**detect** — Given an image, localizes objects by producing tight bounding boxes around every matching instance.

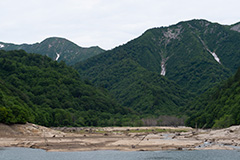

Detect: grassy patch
[126,128,189,133]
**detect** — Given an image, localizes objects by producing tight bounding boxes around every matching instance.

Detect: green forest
[0,50,142,127]
[74,19,240,129]
[1,19,240,129]
[0,37,104,65]
[185,67,240,129]
[76,55,192,117]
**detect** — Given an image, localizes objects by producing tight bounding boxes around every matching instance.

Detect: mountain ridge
[1,19,240,128]
[0,37,105,65]
[75,19,240,118]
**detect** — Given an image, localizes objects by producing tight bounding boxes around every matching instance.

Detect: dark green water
[1,147,240,160]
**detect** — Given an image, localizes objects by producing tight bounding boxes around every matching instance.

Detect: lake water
[1,147,240,160]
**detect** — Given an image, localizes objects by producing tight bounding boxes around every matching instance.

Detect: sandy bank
[1,123,240,151]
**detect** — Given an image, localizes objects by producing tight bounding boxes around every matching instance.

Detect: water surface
[1,147,240,160]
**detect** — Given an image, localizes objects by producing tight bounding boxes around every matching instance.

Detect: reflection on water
[1,147,240,160]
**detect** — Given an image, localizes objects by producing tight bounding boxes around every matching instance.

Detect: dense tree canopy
[185,67,240,128]
[75,20,240,117]
[0,50,141,126]
[2,19,240,128]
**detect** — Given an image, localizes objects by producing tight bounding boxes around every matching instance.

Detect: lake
[1,147,240,160]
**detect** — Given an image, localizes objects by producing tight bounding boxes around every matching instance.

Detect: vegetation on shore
[186,67,240,129]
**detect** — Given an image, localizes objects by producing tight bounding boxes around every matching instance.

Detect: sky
[0,0,239,50]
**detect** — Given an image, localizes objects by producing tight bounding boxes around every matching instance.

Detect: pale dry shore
[1,123,240,152]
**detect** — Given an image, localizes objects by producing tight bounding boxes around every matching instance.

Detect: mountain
[185,67,240,129]
[0,50,141,126]
[0,37,105,65]
[75,19,240,117]
[79,57,192,116]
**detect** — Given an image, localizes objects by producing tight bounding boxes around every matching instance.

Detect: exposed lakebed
[1,123,240,151]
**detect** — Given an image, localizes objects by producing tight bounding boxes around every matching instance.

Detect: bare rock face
[163,26,182,45]
[231,23,240,32]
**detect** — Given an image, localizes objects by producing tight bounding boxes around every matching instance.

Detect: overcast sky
[0,0,239,50]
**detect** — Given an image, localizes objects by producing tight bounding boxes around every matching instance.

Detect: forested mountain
[0,50,141,126]
[75,19,240,117]
[186,67,240,129]
[1,19,240,128]
[79,57,192,116]
[0,37,104,65]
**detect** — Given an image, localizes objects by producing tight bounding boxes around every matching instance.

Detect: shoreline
[1,123,240,152]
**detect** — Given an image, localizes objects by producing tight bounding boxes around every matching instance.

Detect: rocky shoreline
[1,123,240,152]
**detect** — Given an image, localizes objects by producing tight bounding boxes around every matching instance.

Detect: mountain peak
[40,37,78,48]
[76,19,239,101]
[41,37,73,44]
[0,37,105,65]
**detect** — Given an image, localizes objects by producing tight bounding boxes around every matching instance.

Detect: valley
[1,19,240,129]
